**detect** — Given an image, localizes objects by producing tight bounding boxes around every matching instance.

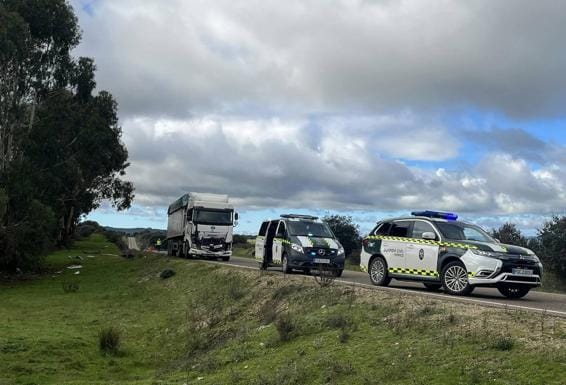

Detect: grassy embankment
[1,234,565,385]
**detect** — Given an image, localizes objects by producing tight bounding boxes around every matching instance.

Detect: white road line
[196,259,566,318]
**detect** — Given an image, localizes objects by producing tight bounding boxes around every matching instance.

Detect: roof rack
[411,210,458,221]
[280,214,319,220]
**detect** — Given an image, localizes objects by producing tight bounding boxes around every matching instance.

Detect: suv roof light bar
[280,214,319,220]
[411,210,458,221]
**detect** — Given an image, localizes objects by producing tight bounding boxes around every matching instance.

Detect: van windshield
[288,221,334,238]
[194,209,233,225]
[435,222,495,243]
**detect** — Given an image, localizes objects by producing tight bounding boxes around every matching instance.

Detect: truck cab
[255,214,345,276]
[167,192,238,260]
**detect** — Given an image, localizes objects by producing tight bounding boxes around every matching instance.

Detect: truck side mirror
[235,212,239,221]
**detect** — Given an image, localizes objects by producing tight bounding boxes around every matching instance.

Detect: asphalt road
[202,256,566,318]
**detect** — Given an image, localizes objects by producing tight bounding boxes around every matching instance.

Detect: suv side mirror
[422,232,436,240]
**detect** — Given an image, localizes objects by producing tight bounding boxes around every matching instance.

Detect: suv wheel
[498,285,530,299]
[369,256,391,286]
[441,261,473,295]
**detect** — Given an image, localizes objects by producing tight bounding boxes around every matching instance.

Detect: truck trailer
[166,192,238,260]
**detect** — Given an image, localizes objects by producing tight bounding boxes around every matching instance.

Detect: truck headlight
[291,243,304,254]
[337,247,345,256]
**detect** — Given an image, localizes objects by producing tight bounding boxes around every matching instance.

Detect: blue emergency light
[411,210,458,221]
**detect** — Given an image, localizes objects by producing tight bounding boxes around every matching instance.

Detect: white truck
[166,192,238,260]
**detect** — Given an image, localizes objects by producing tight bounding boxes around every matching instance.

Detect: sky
[72,0,566,235]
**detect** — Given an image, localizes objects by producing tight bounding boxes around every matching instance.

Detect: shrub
[98,327,121,355]
[258,300,278,325]
[275,313,296,342]
[326,313,352,330]
[491,336,515,351]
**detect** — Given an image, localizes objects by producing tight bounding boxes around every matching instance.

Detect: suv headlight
[471,249,500,258]
[337,246,345,256]
[291,243,304,254]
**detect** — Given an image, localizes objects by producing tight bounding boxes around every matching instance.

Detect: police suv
[360,211,543,298]
[255,214,345,276]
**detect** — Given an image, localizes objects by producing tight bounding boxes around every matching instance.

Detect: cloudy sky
[73,0,566,235]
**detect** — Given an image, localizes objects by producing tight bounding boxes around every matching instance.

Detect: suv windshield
[288,221,334,238]
[194,209,233,225]
[435,222,495,243]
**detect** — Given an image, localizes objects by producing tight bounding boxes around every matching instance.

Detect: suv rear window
[374,222,392,235]
[389,221,411,237]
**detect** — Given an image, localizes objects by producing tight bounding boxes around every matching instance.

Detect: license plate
[512,268,533,276]
[314,258,330,264]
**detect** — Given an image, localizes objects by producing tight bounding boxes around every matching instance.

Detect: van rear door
[255,221,269,262]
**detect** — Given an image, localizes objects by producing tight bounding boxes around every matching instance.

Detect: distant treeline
[0,1,133,272]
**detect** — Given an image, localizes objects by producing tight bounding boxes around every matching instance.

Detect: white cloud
[74,0,566,118]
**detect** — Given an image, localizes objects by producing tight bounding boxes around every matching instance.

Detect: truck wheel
[222,256,230,262]
[497,285,530,299]
[282,254,292,274]
[302,268,311,275]
[423,283,442,291]
[441,261,473,296]
[259,261,268,270]
[334,269,343,278]
[369,256,391,286]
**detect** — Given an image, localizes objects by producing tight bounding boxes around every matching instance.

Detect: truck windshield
[288,221,334,238]
[435,222,495,243]
[194,210,233,225]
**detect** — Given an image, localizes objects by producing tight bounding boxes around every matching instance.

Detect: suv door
[272,221,286,264]
[382,221,412,272]
[405,220,440,277]
[255,221,269,261]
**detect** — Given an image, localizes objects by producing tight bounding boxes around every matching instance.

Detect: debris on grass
[67,265,83,270]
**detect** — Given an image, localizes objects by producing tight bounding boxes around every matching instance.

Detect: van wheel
[282,254,292,274]
[423,283,442,291]
[369,256,391,286]
[334,269,343,278]
[303,268,311,275]
[498,285,530,299]
[259,261,268,270]
[221,256,230,262]
[441,261,473,296]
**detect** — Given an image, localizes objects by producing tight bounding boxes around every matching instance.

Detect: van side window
[374,222,392,235]
[276,222,286,237]
[412,221,436,240]
[389,222,411,237]
[258,221,269,236]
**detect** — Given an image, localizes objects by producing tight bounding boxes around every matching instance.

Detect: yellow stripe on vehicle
[388,267,439,277]
[274,238,292,245]
[366,235,478,250]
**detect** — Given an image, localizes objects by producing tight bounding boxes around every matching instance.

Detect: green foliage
[490,222,528,247]
[98,327,121,355]
[322,215,361,263]
[536,216,566,279]
[232,234,250,245]
[0,0,133,271]
[275,313,296,342]
[490,336,515,351]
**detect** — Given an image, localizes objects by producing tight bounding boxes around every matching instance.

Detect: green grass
[1,234,565,385]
